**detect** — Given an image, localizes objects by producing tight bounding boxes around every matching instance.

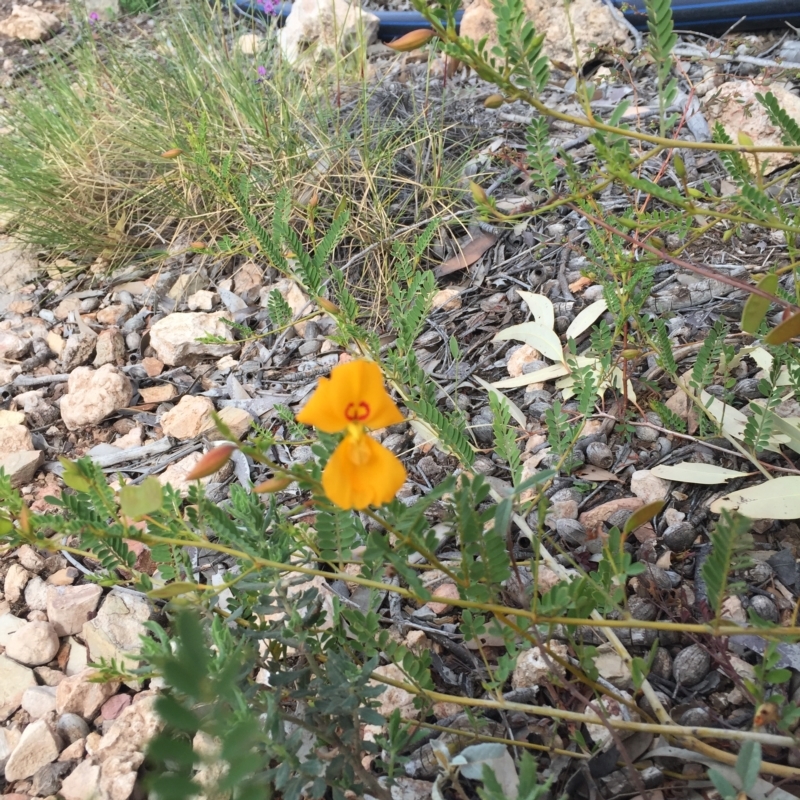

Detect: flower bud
[673,154,686,179]
[186,444,237,481]
[254,476,293,494]
[469,181,489,206]
[160,148,183,158]
[484,94,505,109]
[386,29,436,52]
[318,298,340,314]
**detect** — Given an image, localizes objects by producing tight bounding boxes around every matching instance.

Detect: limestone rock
[94,328,126,367]
[56,669,120,720]
[65,638,88,676]
[4,562,29,603]
[0,330,28,360]
[57,712,91,744]
[60,365,133,430]
[149,312,239,366]
[81,589,151,683]
[592,644,632,690]
[96,305,131,326]
[279,0,379,65]
[138,384,176,404]
[0,449,44,487]
[47,584,104,637]
[187,290,218,311]
[4,719,60,782]
[158,451,219,495]
[431,288,462,312]
[5,620,60,666]
[24,575,49,611]
[0,423,33,454]
[60,330,98,371]
[233,261,263,303]
[630,470,670,505]
[0,613,25,646]
[205,406,254,441]
[703,80,800,172]
[159,394,215,439]
[60,759,101,800]
[460,0,630,69]
[236,33,266,54]
[0,409,25,427]
[371,664,420,720]
[0,5,60,41]
[0,238,38,316]
[21,685,58,718]
[0,655,37,721]
[61,693,163,800]
[16,544,44,572]
[512,641,568,690]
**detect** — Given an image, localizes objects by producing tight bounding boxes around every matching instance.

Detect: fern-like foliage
[650,399,686,434]
[713,122,752,185]
[266,289,292,327]
[406,397,475,466]
[757,91,800,147]
[690,318,725,394]
[526,116,558,194]
[388,271,436,351]
[644,0,677,134]
[235,178,288,273]
[743,397,779,453]
[489,0,549,95]
[452,475,510,601]
[653,318,678,376]
[316,508,364,566]
[489,392,522,485]
[702,511,753,620]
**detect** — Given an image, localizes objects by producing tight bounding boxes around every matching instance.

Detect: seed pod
[185,444,236,480]
[749,594,779,623]
[672,644,711,686]
[640,563,673,592]
[678,706,713,726]
[607,509,633,530]
[628,596,657,621]
[469,181,489,206]
[586,441,614,470]
[734,378,762,399]
[318,297,340,314]
[650,647,673,680]
[662,522,696,552]
[639,690,671,718]
[484,93,505,109]
[744,561,773,584]
[253,475,293,494]
[161,148,183,158]
[556,518,586,546]
[385,28,437,51]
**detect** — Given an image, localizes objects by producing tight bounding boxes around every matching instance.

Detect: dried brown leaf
[434,231,497,277]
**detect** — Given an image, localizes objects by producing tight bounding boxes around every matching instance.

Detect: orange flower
[296,360,406,510]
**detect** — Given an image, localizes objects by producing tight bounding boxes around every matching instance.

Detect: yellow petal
[296,360,403,433]
[322,434,406,510]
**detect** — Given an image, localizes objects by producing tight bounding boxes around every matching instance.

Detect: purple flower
[259,0,277,14]
[257,65,267,77]
[88,11,99,23]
